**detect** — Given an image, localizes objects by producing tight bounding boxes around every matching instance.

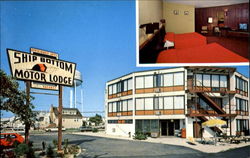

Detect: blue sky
[0,1,249,118]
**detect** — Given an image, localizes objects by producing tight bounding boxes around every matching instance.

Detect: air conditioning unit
[154,88,161,93]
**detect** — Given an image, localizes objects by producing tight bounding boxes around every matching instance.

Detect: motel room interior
[139,0,249,64]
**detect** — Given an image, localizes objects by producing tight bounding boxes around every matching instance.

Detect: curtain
[128,99,133,111]
[136,98,144,110]
[174,96,184,109]
[163,73,173,86]
[174,72,184,86]
[135,76,144,89]
[122,100,127,112]
[144,75,153,88]
[128,78,132,90]
[145,98,153,110]
[164,96,173,109]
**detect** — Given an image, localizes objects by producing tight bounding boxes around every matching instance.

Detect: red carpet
[157,43,249,63]
[206,36,249,59]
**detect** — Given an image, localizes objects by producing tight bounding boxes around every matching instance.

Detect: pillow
[164,32,175,42]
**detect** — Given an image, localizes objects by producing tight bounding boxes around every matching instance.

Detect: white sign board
[30,48,59,90]
[7,49,76,87]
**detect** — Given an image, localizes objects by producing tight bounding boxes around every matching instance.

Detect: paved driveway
[30,133,250,158]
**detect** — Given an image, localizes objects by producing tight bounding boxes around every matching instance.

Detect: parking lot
[30,133,250,158]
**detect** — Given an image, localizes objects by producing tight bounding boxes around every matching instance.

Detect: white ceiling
[164,0,249,8]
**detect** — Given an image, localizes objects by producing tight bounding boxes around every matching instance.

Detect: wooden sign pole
[25,81,30,144]
[58,85,63,151]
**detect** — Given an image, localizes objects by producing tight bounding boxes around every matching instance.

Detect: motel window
[195,74,202,86]
[125,120,133,124]
[236,98,240,111]
[136,76,144,89]
[174,96,184,109]
[174,72,184,86]
[113,84,117,94]
[112,102,117,112]
[199,98,212,110]
[154,97,159,110]
[154,74,163,87]
[220,75,227,88]
[117,82,122,93]
[108,85,112,95]
[135,120,159,133]
[108,103,112,112]
[236,77,239,89]
[123,80,128,91]
[145,98,153,110]
[164,96,174,109]
[117,102,121,112]
[163,73,173,86]
[236,119,249,135]
[235,76,248,93]
[136,98,144,110]
[128,78,132,90]
[122,100,128,112]
[145,75,154,88]
[108,99,132,113]
[128,99,133,111]
[203,75,211,87]
[212,75,219,87]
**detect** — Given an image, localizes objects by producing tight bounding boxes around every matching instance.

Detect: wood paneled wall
[195,3,249,33]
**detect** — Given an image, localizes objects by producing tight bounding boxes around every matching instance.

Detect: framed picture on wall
[184,11,189,15]
[173,10,179,15]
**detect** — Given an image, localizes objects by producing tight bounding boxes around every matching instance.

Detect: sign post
[7,48,76,152]
[58,85,63,151]
[25,81,30,144]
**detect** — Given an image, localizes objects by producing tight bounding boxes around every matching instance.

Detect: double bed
[164,32,207,49]
[157,42,248,63]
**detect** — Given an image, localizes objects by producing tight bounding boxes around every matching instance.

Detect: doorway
[193,121,202,138]
[160,120,178,136]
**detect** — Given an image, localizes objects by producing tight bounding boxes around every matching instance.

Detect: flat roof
[107,66,242,83]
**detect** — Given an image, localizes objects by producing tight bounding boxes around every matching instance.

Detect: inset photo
[137,0,249,66]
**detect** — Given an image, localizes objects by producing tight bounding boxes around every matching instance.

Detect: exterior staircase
[197,92,226,114]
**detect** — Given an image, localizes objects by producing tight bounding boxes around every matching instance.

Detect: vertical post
[74,80,77,108]
[229,94,232,136]
[25,81,30,144]
[58,85,63,151]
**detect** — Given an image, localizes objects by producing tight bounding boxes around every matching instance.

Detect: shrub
[52,139,58,148]
[133,131,147,140]
[67,144,80,155]
[63,139,69,154]
[46,145,55,158]
[14,143,35,158]
[92,128,98,133]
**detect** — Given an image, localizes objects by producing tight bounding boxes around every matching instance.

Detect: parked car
[79,126,92,132]
[0,133,24,148]
[45,127,66,132]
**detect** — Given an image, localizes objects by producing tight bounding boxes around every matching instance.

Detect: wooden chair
[214,26,221,36]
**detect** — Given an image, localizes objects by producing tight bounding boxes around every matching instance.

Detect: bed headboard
[139,20,166,63]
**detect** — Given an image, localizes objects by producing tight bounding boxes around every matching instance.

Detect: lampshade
[208,17,213,24]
